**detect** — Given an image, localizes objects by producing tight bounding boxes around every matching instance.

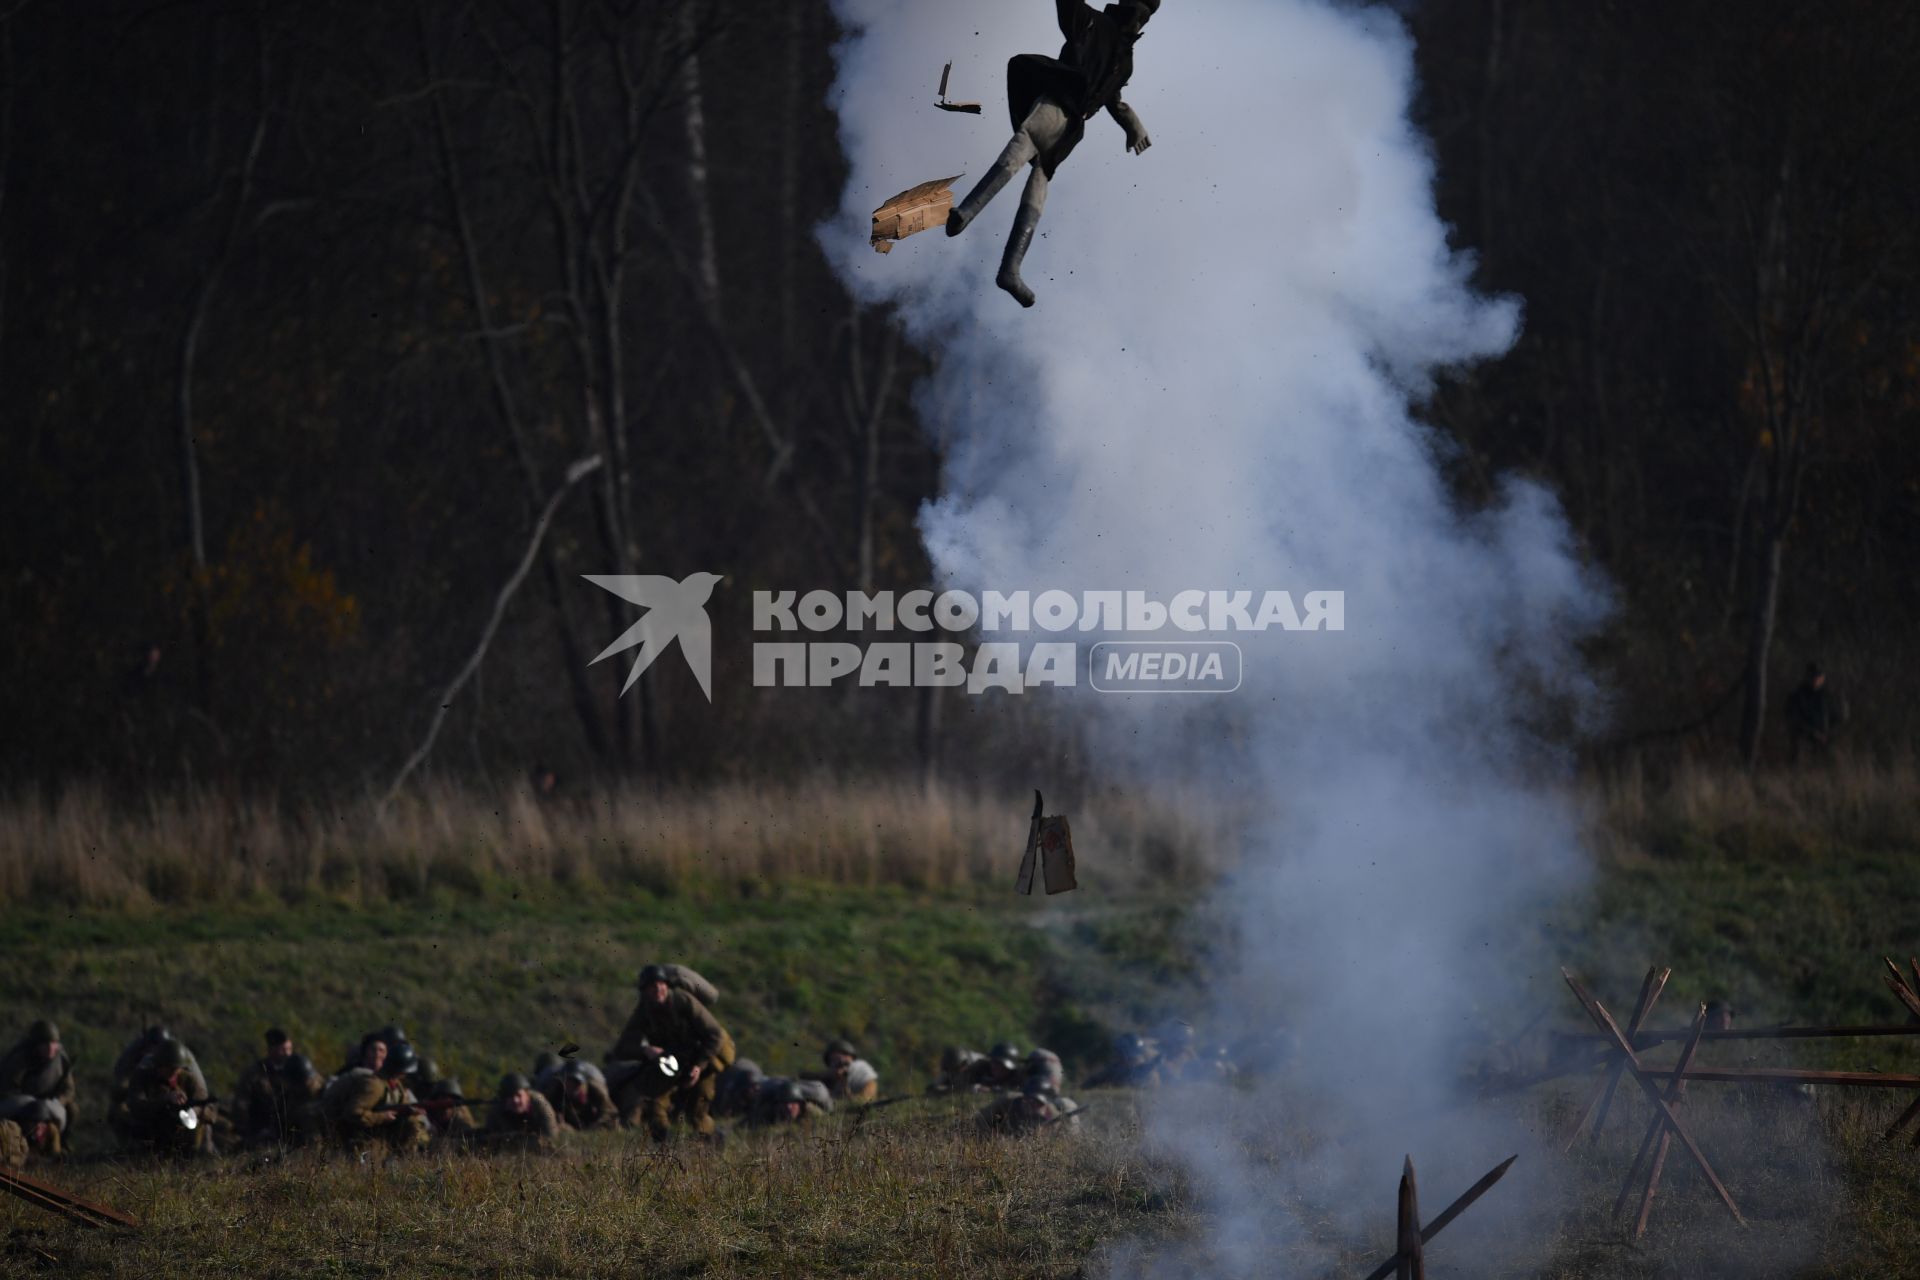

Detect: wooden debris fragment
[936,63,982,114]
[870,175,963,254]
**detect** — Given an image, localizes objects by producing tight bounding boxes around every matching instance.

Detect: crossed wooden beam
[1559,959,1920,1238]
[1561,968,1746,1235]
[1360,1152,1517,1280]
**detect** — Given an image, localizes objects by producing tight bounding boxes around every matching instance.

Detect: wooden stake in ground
[1562,965,1668,1150]
[0,1167,140,1230]
[1611,1003,1709,1237]
[1361,1155,1517,1280]
[1396,1156,1424,1280]
[1882,956,1920,1021]
[1562,968,1746,1226]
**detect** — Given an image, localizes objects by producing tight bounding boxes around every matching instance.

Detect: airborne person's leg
[949,99,1064,236]
[996,165,1050,308]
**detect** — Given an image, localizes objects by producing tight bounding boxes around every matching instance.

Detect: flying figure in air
[947,0,1159,307]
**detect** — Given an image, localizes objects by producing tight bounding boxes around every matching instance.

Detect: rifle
[1038,1103,1090,1127]
[373,1095,473,1116]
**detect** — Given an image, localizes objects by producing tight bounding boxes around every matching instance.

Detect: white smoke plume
[825,0,1610,1270]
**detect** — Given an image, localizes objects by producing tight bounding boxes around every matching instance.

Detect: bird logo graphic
[583,572,723,701]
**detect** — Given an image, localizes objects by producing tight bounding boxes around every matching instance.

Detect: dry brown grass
[1584,753,1920,867]
[0,778,1235,908]
[0,1098,1197,1279]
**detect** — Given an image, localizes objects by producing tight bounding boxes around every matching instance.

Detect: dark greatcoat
[1007,1,1143,178]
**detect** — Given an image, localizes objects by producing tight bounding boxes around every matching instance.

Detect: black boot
[996,203,1041,308]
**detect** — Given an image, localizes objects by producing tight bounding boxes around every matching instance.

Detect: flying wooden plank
[936,62,982,114]
[870,175,963,254]
[1016,790,1078,895]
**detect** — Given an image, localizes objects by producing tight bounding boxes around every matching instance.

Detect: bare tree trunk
[0,15,13,368]
[174,24,272,716]
[777,0,803,387]
[420,3,612,764]
[677,3,723,313]
[1736,530,1785,767]
[385,456,603,806]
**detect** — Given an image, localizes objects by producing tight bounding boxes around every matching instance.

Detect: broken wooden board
[1016,790,1079,895]
[937,63,982,114]
[871,175,963,254]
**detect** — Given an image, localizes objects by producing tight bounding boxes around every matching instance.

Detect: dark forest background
[1,0,1915,796]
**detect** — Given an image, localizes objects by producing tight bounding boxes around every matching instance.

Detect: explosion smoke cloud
[826,0,1609,1269]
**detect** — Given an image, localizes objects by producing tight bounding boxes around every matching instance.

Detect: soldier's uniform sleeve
[530,1093,560,1139]
[180,1050,211,1102]
[679,994,732,1072]
[53,1053,77,1116]
[328,1074,389,1135]
[847,1060,879,1103]
[609,1004,654,1062]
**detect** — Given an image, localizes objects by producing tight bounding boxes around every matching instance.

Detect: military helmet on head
[988,1041,1021,1063]
[1155,1020,1195,1051]
[534,1050,563,1075]
[27,1020,58,1044]
[499,1072,532,1095]
[375,1024,409,1046]
[147,1039,189,1073]
[282,1053,316,1084]
[413,1057,442,1087]
[825,1037,857,1059]
[382,1040,419,1078]
[637,963,670,989]
[431,1079,467,1102]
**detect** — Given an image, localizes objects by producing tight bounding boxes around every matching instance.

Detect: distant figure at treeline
[1785,663,1839,764]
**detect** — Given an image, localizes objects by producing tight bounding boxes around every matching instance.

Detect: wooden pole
[1361,1156,1517,1280]
[1614,1004,1709,1222]
[1634,1004,1710,1238]
[0,1167,140,1230]
[1562,965,1667,1150]
[1396,1156,1425,1280]
[1882,1095,1920,1141]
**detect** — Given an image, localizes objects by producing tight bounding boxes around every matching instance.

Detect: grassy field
[3,764,1920,1277]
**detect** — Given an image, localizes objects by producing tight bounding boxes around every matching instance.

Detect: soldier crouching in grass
[543,1061,618,1131]
[607,963,737,1143]
[713,1058,767,1118]
[118,1038,218,1156]
[480,1073,560,1154]
[746,1079,832,1129]
[321,1039,430,1155]
[236,1027,324,1148]
[803,1038,879,1104]
[976,1078,1081,1136]
[0,1020,75,1156]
